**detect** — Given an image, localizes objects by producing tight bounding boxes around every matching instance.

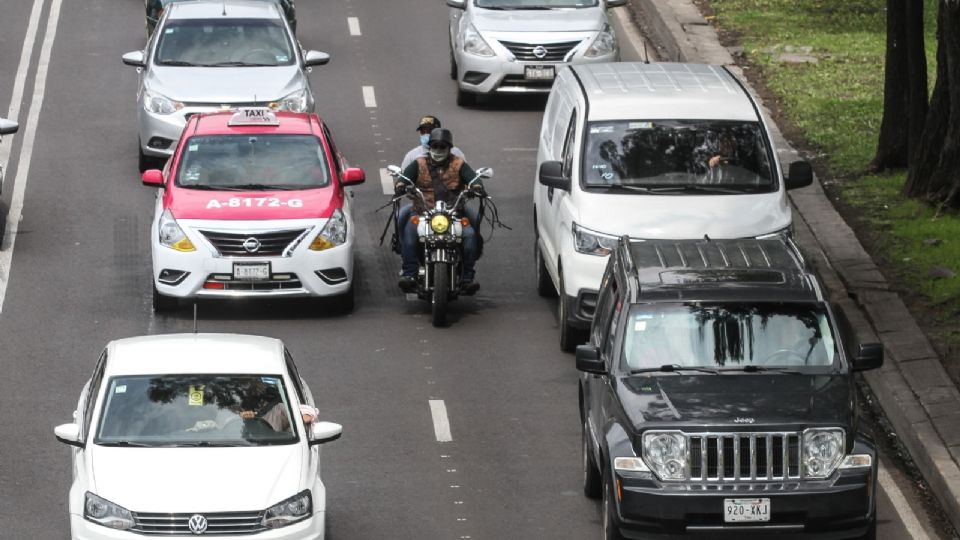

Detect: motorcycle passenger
[396,128,483,295]
[401,115,465,170]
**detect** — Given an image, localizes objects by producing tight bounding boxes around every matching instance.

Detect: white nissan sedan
[54,334,341,539]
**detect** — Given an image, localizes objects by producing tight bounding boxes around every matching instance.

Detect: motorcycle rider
[396,128,483,295]
[401,115,464,169]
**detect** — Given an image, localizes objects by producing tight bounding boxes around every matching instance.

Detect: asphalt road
[0,0,948,538]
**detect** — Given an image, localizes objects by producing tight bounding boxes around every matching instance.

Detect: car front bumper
[560,249,610,328]
[70,511,325,539]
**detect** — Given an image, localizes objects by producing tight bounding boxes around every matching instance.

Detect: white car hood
[146,65,305,104]
[90,445,304,512]
[573,191,791,238]
[471,7,606,33]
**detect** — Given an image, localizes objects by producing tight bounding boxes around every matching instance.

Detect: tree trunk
[904,1,960,209]
[872,0,927,171]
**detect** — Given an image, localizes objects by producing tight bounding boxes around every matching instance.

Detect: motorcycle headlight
[463,24,495,57]
[802,428,844,479]
[584,24,617,58]
[262,490,312,529]
[642,431,687,481]
[143,88,182,115]
[572,223,618,256]
[309,208,347,251]
[84,492,134,530]
[275,88,310,112]
[430,214,450,234]
[158,209,196,252]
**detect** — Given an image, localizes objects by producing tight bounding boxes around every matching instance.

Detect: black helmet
[428,128,453,148]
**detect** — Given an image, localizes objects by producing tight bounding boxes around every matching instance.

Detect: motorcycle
[0,117,20,194]
[386,164,493,327]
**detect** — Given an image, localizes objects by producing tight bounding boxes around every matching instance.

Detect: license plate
[724,498,770,523]
[233,263,270,281]
[524,65,555,80]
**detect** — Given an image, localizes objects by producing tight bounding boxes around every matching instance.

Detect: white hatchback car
[54,334,341,539]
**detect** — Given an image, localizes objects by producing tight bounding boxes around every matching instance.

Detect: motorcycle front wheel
[431,262,449,327]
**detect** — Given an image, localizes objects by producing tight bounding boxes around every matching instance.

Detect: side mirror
[785,160,813,190]
[446,0,466,9]
[303,50,330,67]
[342,167,366,186]
[142,169,164,187]
[121,50,146,67]
[54,423,84,448]
[387,164,402,175]
[477,167,494,179]
[309,421,342,445]
[539,161,570,191]
[575,345,606,374]
[851,343,883,372]
[606,0,628,6]
[0,118,18,136]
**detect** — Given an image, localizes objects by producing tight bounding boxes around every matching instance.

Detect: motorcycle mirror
[477,167,494,179]
[387,165,402,175]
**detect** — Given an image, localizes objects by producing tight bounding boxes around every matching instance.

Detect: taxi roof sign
[228,107,280,127]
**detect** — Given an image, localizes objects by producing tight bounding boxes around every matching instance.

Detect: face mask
[420,134,430,147]
[429,147,450,162]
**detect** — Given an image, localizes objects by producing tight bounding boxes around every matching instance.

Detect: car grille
[688,432,801,481]
[498,40,582,62]
[198,229,308,257]
[131,511,264,535]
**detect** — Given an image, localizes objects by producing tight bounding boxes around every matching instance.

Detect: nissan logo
[187,514,208,535]
[242,237,262,253]
[533,45,548,59]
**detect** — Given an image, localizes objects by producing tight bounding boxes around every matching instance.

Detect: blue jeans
[398,204,479,281]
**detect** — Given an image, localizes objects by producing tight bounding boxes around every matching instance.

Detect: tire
[331,284,355,314]
[449,49,458,80]
[558,269,586,352]
[856,519,877,540]
[431,262,449,327]
[138,141,162,173]
[582,422,602,499]
[602,468,626,540]
[456,86,475,107]
[535,235,557,298]
[152,286,178,313]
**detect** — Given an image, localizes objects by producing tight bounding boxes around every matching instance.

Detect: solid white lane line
[429,399,453,442]
[878,462,932,540]
[362,86,377,108]
[0,0,44,192]
[0,0,64,312]
[348,17,361,36]
[379,167,394,195]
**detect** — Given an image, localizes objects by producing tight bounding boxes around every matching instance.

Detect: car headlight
[262,490,312,529]
[275,88,310,112]
[642,431,687,480]
[309,208,347,251]
[143,88,182,115]
[572,223,618,256]
[584,24,618,58]
[802,428,845,478]
[158,209,196,252]
[463,24,495,57]
[430,214,450,234]
[84,492,134,530]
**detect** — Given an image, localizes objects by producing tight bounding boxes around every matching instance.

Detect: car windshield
[96,374,298,447]
[176,134,330,190]
[621,303,837,371]
[583,120,776,193]
[475,0,597,8]
[155,18,293,67]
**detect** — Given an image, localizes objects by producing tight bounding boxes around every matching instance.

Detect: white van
[533,62,813,351]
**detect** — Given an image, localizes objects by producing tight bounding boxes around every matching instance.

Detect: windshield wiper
[205,61,278,67]
[647,185,755,194]
[175,441,247,447]
[159,60,199,67]
[719,365,804,375]
[628,364,720,375]
[218,183,300,191]
[98,440,152,447]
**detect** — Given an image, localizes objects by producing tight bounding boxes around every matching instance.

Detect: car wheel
[602,468,626,540]
[582,422,602,499]
[855,519,877,540]
[332,284,355,314]
[535,233,557,298]
[449,49,457,80]
[138,140,162,173]
[152,285,179,313]
[456,86,476,107]
[558,268,585,352]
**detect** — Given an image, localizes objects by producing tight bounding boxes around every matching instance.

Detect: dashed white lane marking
[429,399,453,442]
[0,0,64,312]
[362,86,377,108]
[0,0,44,193]
[878,462,932,540]
[379,167,394,195]
[347,17,361,36]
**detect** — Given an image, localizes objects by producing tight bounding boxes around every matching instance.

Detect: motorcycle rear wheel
[431,262,449,327]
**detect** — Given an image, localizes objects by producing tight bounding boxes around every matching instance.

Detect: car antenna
[703,234,711,241]
[193,302,199,334]
[222,0,227,16]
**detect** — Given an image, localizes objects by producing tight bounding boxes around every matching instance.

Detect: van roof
[569,63,760,122]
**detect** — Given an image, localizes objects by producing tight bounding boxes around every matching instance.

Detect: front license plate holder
[723,498,770,523]
[233,262,270,281]
[524,65,555,81]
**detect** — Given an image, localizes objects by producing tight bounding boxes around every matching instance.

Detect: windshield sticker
[188,144,199,152]
[276,55,289,62]
[629,122,654,129]
[188,385,204,406]
[261,377,279,385]
[164,28,175,34]
[634,321,647,331]
[589,126,614,134]
[205,197,304,209]
[592,164,608,170]
[115,385,127,394]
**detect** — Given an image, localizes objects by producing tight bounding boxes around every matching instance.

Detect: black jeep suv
[578,237,883,539]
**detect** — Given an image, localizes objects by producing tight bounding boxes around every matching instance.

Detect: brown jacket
[412,156,465,212]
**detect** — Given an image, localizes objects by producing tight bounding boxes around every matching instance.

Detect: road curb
[627,0,960,530]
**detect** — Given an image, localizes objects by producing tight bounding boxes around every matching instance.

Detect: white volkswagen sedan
[54,334,341,539]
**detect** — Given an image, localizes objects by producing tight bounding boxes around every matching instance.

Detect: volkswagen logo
[187,514,208,535]
[532,45,548,59]
[242,237,262,253]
